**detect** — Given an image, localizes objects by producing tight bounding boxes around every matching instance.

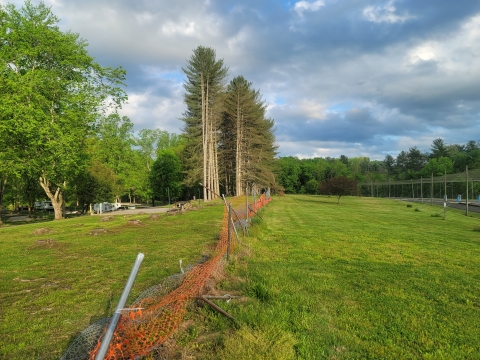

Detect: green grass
[0,204,224,359]
[188,195,480,359]
[3,195,480,359]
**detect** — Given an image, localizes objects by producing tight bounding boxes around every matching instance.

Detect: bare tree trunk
[213,123,220,198]
[39,176,64,220]
[62,187,66,217]
[201,74,207,201]
[235,94,243,196]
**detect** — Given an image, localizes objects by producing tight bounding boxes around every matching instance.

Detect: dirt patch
[100,216,114,222]
[32,227,53,235]
[147,336,180,359]
[149,214,161,220]
[90,228,108,235]
[28,239,57,249]
[127,220,142,226]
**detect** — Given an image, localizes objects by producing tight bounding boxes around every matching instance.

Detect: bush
[406,204,413,208]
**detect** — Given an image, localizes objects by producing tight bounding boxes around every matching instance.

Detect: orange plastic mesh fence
[87,193,271,359]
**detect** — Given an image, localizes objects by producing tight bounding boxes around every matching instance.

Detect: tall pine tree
[221,76,277,195]
[182,46,228,201]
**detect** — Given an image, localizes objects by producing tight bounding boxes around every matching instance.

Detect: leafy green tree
[74,161,117,213]
[277,157,302,193]
[0,1,126,220]
[150,150,183,205]
[305,179,319,195]
[325,159,349,179]
[91,114,136,201]
[421,157,453,177]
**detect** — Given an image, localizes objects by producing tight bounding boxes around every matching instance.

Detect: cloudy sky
[4,0,480,160]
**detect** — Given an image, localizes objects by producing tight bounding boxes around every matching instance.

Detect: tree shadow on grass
[291,196,341,205]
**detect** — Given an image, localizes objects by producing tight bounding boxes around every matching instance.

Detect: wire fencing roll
[61,192,271,360]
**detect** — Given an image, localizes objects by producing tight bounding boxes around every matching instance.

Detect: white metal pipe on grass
[95,253,144,360]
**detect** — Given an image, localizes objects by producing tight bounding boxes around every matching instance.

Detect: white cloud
[161,20,198,37]
[293,0,325,17]
[408,44,437,63]
[363,0,414,24]
[297,99,326,120]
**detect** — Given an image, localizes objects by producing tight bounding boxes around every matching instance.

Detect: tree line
[277,138,480,194]
[0,2,277,222]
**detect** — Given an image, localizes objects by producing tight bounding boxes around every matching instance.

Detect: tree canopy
[0,0,126,219]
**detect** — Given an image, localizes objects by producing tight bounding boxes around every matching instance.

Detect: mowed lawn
[211,195,480,359]
[2,196,480,359]
[0,204,224,360]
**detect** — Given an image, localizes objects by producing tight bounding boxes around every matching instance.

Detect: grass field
[2,195,480,359]
[0,204,224,359]
[187,195,480,359]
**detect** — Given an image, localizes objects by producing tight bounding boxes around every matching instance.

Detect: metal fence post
[421,177,423,203]
[431,173,433,206]
[95,253,145,360]
[466,166,469,216]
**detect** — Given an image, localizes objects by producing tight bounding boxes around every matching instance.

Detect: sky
[4,0,480,160]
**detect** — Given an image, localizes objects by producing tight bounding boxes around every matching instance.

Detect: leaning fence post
[95,253,145,360]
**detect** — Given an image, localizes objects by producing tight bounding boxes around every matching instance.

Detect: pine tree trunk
[202,74,207,201]
[213,122,219,198]
[235,94,241,196]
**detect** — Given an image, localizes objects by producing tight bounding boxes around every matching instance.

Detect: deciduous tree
[150,150,182,205]
[319,176,358,204]
[0,1,126,220]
